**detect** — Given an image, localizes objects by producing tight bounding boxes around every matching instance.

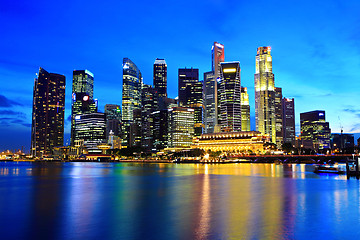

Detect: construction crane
[338,116,343,150]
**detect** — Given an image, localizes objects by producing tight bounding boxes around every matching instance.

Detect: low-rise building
[192,131,268,154]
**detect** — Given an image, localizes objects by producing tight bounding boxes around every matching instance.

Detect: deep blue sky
[1,0,360,152]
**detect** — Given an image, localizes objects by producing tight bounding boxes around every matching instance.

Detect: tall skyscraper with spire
[254,46,276,143]
[31,67,65,157]
[122,58,142,147]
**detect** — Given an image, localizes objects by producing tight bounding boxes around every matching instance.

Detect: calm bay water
[0,161,359,240]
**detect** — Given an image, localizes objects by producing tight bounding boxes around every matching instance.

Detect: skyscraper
[204,71,216,133]
[152,110,168,150]
[178,68,204,136]
[219,62,241,132]
[153,58,167,99]
[212,42,225,80]
[71,70,96,146]
[254,46,276,143]
[241,87,251,131]
[31,67,65,157]
[185,81,204,136]
[211,42,224,131]
[282,98,295,145]
[300,110,331,150]
[275,87,283,147]
[104,104,121,139]
[141,84,158,151]
[122,58,142,147]
[178,68,199,106]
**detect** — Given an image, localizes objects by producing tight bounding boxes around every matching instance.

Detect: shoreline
[0,158,346,164]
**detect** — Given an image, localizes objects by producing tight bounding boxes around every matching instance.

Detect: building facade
[130,108,142,147]
[204,71,216,134]
[178,68,203,136]
[300,110,331,150]
[192,131,267,154]
[240,87,251,131]
[167,107,195,148]
[154,58,167,101]
[104,104,121,139]
[178,68,199,106]
[212,42,225,80]
[255,46,276,143]
[219,62,241,132]
[74,112,106,151]
[211,42,225,132]
[152,110,168,150]
[282,98,295,144]
[141,84,158,151]
[122,58,142,147]
[31,68,66,157]
[331,133,354,150]
[275,87,283,147]
[186,82,204,136]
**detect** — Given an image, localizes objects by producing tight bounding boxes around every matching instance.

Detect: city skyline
[1,0,360,151]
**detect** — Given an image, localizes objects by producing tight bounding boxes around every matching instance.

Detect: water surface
[0,162,359,239]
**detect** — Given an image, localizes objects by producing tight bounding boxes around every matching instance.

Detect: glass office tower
[282,98,295,144]
[167,107,195,148]
[153,58,167,98]
[211,42,224,131]
[178,68,199,106]
[178,68,203,136]
[204,71,216,133]
[122,58,142,147]
[71,70,96,146]
[74,112,106,150]
[300,110,331,150]
[141,85,158,151]
[219,62,241,132]
[31,67,65,157]
[275,87,283,147]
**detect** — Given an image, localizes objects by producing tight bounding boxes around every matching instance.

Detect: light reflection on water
[0,162,359,239]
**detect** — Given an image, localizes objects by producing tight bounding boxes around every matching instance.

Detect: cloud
[0,94,22,107]
[343,108,360,118]
[0,110,26,118]
[0,117,31,128]
[350,123,360,132]
[317,93,333,97]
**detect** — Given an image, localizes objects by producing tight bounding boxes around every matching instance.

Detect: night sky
[1,0,360,152]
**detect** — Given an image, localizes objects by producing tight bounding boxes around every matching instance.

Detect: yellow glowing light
[223,68,236,73]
